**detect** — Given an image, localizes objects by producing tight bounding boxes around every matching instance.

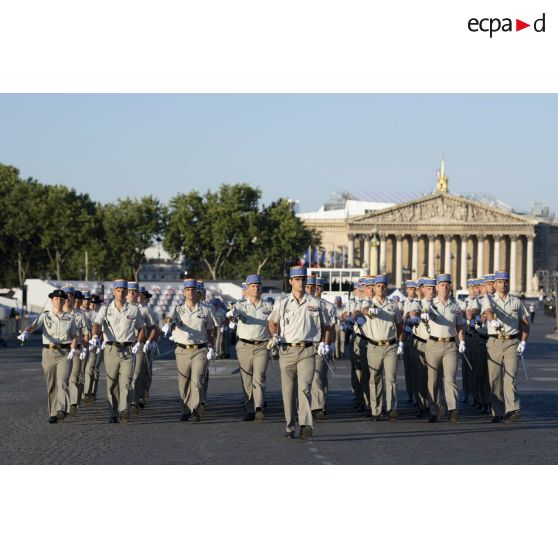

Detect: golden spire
[436,158,449,193]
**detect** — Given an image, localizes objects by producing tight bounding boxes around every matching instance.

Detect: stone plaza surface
[1,311,557,465]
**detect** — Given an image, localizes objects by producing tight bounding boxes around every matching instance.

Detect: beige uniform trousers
[334,324,345,359]
[279,345,315,432]
[104,344,134,417]
[412,337,429,411]
[67,352,86,405]
[236,340,269,413]
[41,348,71,417]
[176,346,208,413]
[486,338,520,416]
[403,336,415,398]
[425,340,458,416]
[352,334,370,410]
[364,342,398,416]
[129,349,149,405]
[84,349,102,398]
[311,352,328,412]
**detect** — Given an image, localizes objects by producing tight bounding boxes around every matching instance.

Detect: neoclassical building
[298,163,558,295]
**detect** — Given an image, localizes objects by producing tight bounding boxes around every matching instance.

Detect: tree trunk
[257,255,270,275]
[203,258,217,280]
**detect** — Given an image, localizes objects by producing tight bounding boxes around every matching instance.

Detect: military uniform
[402,281,417,403]
[93,284,145,421]
[413,274,465,421]
[268,267,329,437]
[332,298,346,359]
[360,275,403,419]
[83,295,103,402]
[231,274,272,419]
[168,280,215,421]
[480,271,529,421]
[32,293,77,420]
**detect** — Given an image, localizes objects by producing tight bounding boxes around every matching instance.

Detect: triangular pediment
[350,193,536,225]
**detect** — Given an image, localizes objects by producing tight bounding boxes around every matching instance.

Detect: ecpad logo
[468,13,546,37]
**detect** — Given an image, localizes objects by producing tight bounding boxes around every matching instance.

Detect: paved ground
[1,309,557,464]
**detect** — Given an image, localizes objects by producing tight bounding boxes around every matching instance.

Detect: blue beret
[494,271,510,280]
[290,266,307,278]
[421,277,436,287]
[127,281,139,291]
[473,278,484,286]
[374,275,388,285]
[406,280,417,288]
[82,290,91,299]
[306,275,316,285]
[62,285,75,295]
[241,282,247,289]
[183,279,197,288]
[467,279,475,287]
[197,281,205,290]
[246,274,261,285]
[436,273,452,284]
[112,280,128,289]
[139,286,147,294]
[315,277,324,286]
[353,282,360,288]
[484,274,495,283]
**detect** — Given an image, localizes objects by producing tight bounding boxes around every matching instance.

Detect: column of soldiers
[18,268,528,431]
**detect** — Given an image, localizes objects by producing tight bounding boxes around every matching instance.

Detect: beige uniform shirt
[319,298,337,325]
[234,297,273,341]
[269,293,328,343]
[409,298,431,339]
[170,302,215,345]
[416,297,465,338]
[94,301,145,343]
[360,297,402,340]
[36,310,78,345]
[147,306,160,329]
[346,297,364,334]
[481,293,529,335]
[71,308,89,343]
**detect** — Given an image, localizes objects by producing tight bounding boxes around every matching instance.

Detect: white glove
[317,341,326,356]
[266,335,283,350]
[226,309,237,319]
[420,313,430,322]
[458,341,466,353]
[517,341,526,354]
[89,335,99,348]
[143,340,151,353]
[397,341,404,355]
[368,307,378,317]
[79,348,88,360]
[161,323,171,337]
[169,333,176,342]
[228,321,236,330]
[355,316,366,326]
[96,347,101,355]
[67,349,77,360]
[132,342,142,354]
[490,319,501,330]
[17,331,29,342]
[207,347,215,360]
[101,340,106,350]
[323,343,331,356]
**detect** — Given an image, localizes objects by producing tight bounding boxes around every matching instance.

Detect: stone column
[411,235,419,278]
[510,235,518,294]
[427,235,435,277]
[348,234,355,267]
[460,235,468,289]
[363,235,370,271]
[395,235,403,287]
[526,234,535,295]
[493,235,501,272]
[444,235,451,274]
[370,236,379,275]
[477,235,485,278]
[379,235,387,274]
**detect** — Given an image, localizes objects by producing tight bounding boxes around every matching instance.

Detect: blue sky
[0,94,556,213]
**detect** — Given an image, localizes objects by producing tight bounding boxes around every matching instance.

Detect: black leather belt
[413,334,428,344]
[363,336,396,347]
[238,338,267,345]
[281,341,313,348]
[429,336,456,342]
[106,341,133,347]
[43,343,70,349]
[176,343,207,349]
[488,333,519,340]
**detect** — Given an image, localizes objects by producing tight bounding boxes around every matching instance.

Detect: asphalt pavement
[1,310,557,464]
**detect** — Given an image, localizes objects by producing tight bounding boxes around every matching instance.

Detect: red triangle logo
[516,19,530,31]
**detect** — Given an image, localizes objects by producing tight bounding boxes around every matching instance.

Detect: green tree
[102,196,164,281]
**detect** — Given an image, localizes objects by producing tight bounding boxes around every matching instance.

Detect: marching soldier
[83,293,103,403]
[460,278,479,403]
[90,280,146,423]
[481,270,529,423]
[138,286,160,404]
[402,280,418,404]
[357,275,404,421]
[227,274,272,421]
[413,273,466,423]
[197,281,218,413]
[162,279,216,423]
[311,276,335,420]
[332,296,346,359]
[17,288,78,423]
[62,286,90,416]
[268,266,330,440]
